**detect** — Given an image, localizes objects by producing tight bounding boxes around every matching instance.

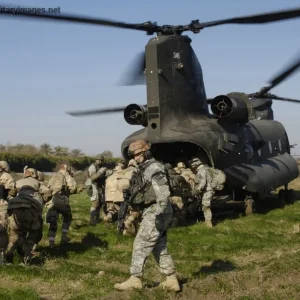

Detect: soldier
[85,157,107,225]
[6,168,46,264]
[122,159,141,236]
[35,170,52,251]
[176,161,199,220]
[189,157,214,228]
[164,163,191,226]
[103,165,124,223]
[46,164,77,247]
[114,140,180,292]
[0,161,17,264]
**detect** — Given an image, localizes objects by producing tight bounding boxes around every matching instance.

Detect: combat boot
[205,220,213,228]
[114,276,142,291]
[159,274,180,292]
[60,232,71,243]
[89,215,97,226]
[103,212,113,223]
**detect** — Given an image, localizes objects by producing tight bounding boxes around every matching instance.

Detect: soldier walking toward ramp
[189,157,226,227]
[6,168,49,264]
[189,157,214,227]
[114,140,180,291]
[46,164,77,247]
[0,161,17,264]
[85,157,107,225]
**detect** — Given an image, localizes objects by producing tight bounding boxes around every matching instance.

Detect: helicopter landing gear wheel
[278,189,296,205]
[245,198,256,215]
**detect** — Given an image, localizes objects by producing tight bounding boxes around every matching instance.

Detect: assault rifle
[117,189,130,233]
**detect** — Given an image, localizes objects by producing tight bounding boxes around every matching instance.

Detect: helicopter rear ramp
[224,153,299,196]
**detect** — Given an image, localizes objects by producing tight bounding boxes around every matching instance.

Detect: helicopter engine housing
[211,94,252,125]
[124,104,148,127]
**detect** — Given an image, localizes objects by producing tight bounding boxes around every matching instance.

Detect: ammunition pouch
[0,185,5,200]
[52,194,69,206]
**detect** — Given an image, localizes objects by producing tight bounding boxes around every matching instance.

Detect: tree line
[0,143,119,172]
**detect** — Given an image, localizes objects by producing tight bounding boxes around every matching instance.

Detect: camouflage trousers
[202,190,214,222]
[103,201,121,222]
[90,192,104,219]
[46,204,72,240]
[169,196,186,225]
[0,200,8,252]
[130,203,176,277]
[6,207,40,259]
[124,210,141,236]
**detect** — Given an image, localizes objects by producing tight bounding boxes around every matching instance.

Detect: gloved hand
[155,213,165,232]
[191,189,200,197]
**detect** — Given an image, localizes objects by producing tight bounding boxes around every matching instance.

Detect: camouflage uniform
[35,170,52,250]
[85,158,107,225]
[122,159,141,236]
[114,140,179,292]
[164,163,191,226]
[176,162,199,219]
[190,158,214,227]
[0,161,17,264]
[103,165,124,222]
[46,165,77,246]
[6,168,45,264]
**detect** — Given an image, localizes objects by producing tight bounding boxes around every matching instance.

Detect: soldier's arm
[3,173,17,197]
[39,182,52,203]
[145,162,170,215]
[90,167,107,181]
[196,167,207,191]
[65,174,77,194]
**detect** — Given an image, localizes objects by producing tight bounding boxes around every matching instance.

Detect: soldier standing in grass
[46,164,77,247]
[114,140,180,291]
[85,157,107,225]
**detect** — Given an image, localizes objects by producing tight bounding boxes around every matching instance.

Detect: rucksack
[206,167,226,190]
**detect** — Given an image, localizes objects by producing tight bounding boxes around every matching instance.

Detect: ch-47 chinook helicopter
[3,6,300,214]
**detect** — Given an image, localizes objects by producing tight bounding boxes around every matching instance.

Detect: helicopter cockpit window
[244,144,254,159]
[268,141,273,154]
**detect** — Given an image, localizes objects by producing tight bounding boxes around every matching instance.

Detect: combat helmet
[177,162,186,169]
[128,140,151,158]
[189,157,203,169]
[0,161,10,172]
[24,168,38,179]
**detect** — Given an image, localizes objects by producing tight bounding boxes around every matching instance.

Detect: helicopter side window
[268,141,273,154]
[278,138,282,152]
[258,149,261,157]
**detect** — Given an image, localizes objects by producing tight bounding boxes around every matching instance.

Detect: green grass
[1,187,300,299]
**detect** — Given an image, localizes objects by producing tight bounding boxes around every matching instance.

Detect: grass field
[1,176,300,300]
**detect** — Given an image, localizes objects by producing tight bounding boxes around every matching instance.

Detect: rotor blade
[0,5,153,32]
[269,95,300,104]
[263,53,300,93]
[65,106,126,117]
[200,7,300,29]
[117,51,146,86]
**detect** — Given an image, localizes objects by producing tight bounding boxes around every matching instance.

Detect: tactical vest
[165,169,185,197]
[49,172,68,196]
[128,162,156,206]
[106,168,135,202]
[206,167,226,190]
